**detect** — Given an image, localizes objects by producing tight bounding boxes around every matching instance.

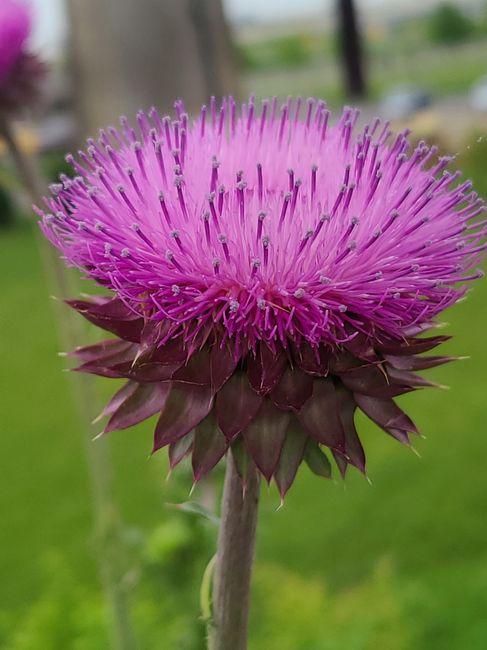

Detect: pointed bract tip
[131,347,146,367]
[91,412,104,425]
[192,470,204,483]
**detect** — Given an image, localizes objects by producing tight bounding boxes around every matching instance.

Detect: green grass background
[241,34,487,107]
[1,140,487,649]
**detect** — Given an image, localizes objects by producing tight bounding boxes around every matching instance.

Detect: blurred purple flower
[0,0,45,113]
[38,97,486,495]
[0,0,30,82]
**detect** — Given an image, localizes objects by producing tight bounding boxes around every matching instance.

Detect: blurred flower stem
[208,454,260,650]
[0,112,137,650]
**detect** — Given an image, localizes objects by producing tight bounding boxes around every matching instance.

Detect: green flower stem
[0,113,136,650]
[208,454,260,650]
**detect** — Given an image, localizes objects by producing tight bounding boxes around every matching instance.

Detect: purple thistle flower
[0,0,30,81]
[0,0,45,113]
[39,97,486,496]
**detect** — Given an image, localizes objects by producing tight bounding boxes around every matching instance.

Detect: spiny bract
[39,97,486,496]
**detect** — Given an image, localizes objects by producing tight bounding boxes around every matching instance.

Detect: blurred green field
[1,139,487,649]
[242,37,487,107]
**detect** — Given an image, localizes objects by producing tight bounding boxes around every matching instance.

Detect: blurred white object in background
[469,75,487,111]
[380,84,432,120]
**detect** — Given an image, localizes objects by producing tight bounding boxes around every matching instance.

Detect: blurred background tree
[68,0,240,136]
[337,0,367,98]
[427,2,474,45]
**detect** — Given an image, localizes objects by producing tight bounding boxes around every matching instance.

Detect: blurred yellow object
[396,108,450,151]
[401,107,441,135]
[0,123,39,157]
[398,106,487,149]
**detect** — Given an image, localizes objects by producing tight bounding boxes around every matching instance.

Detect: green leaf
[304,441,332,478]
[166,501,220,525]
[200,553,217,623]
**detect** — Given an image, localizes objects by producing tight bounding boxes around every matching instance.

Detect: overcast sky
[31,0,327,55]
[31,0,446,57]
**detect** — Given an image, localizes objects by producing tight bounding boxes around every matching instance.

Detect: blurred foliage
[0,554,416,650]
[237,34,314,72]
[244,33,487,111]
[239,6,487,105]
[252,559,414,650]
[40,149,73,185]
[4,547,487,649]
[457,134,487,197]
[427,3,474,45]
[0,180,15,228]
[0,500,211,650]
[272,35,311,67]
[0,555,108,650]
[0,149,68,230]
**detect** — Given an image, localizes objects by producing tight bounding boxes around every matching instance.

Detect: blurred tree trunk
[188,0,239,100]
[68,0,125,135]
[337,0,367,99]
[68,0,240,137]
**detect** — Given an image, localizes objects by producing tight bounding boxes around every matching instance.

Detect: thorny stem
[0,113,137,650]
[208,454,260,650]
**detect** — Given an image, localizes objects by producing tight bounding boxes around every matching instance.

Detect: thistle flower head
[39,97,486,496]
[0,0,45,113]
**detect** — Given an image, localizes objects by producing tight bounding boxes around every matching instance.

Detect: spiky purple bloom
[0,0,45,113]
[39,97,486,495]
